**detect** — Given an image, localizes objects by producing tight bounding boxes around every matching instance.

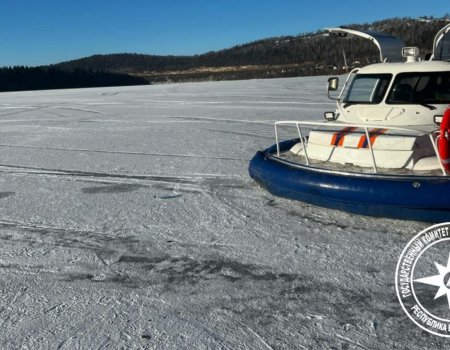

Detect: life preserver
[438,107,450,171]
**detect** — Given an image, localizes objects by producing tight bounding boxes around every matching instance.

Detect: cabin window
[343,74,391,105]
[387,72,450,104]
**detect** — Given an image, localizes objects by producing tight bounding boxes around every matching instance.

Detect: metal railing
[274,121,447,176]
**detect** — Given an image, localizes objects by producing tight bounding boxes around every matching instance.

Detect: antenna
[342,48,348,72]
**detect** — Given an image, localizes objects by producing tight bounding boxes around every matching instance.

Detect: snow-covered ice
[0,77,445,349]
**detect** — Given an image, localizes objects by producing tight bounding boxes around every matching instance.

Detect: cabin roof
[356,61,450,75]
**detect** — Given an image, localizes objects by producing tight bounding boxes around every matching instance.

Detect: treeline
[2,16,450,89]
[200,17,450,68]
[0,66,148,92]
[54,17,450,82]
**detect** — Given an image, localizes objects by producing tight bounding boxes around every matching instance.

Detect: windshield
[387,72,450,104]
[343,74,391,104]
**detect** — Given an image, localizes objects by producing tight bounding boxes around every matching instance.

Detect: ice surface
[0,77,444,349]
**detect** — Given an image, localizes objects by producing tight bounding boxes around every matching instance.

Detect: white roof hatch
[432,23,450,61]
[325,27,405,62]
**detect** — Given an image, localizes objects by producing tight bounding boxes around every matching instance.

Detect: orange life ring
[438,107,450,171]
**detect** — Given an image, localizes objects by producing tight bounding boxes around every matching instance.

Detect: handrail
[273,121,446,176]
[275,121,431,134]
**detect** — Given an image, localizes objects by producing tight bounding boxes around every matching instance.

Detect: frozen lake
[0,77,444,349]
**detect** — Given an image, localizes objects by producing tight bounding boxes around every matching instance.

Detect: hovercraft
[249,24,450,222]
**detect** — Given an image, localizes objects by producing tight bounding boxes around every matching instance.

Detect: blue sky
[0,0,447,67]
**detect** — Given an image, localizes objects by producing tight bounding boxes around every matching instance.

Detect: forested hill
[53,17,450,83]
[2,16,449,92]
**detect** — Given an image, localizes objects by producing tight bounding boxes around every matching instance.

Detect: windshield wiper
[418,102,437,110]
[343,102,356,108]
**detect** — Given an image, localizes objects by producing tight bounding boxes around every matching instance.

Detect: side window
[387,76,415,103]
[346,77,380,102]
[387,72,450,104]
[435,75,450,101]
[344,74,391,104]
